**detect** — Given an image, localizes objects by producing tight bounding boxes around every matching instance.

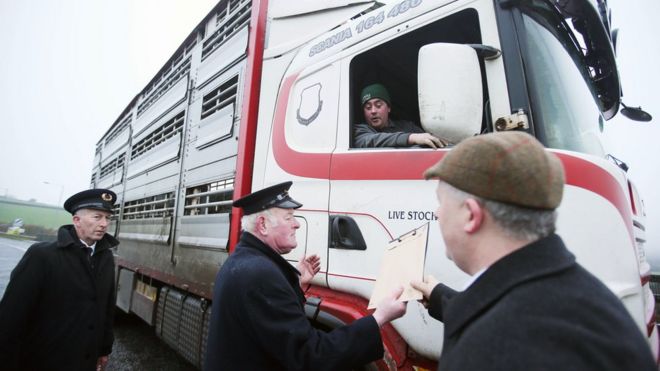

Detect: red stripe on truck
[272,74,633,242]
[230,0,269,252]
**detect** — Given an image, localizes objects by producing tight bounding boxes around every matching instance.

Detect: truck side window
[349,9,487,148]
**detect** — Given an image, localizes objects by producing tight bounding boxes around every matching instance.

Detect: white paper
[368,223,429,309]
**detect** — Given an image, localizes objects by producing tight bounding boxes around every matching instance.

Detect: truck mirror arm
[467,44,502,60]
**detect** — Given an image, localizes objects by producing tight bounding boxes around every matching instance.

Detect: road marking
[12,245,28,252]
[3,243,29,253]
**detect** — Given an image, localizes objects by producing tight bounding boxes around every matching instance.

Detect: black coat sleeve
[0,244,47,367]
[99,253,116,356]
[242,270,384,370]
[427,283,458,322]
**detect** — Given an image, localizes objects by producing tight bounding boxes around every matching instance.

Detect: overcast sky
[603,0,660,263]
[1,0,659,255]
[0,0,216,204]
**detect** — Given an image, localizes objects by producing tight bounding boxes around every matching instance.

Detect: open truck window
[349,8,487,148]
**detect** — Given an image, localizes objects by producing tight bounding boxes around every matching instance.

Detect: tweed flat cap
[424,131,565,210]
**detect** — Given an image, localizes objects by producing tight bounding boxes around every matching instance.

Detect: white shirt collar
[79,239,97,255]
[463,267,487,290]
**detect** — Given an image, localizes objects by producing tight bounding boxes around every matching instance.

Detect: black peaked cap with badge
[63,188,117,214]
[233,181,302,215]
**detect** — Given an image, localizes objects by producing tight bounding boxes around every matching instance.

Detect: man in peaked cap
[354,83,449,148]
[410,132,655,370]
[205,181,407,370]
[0,188,119,371]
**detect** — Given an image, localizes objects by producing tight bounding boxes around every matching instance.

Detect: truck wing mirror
[418,43,484,144]
[620,102,652,122]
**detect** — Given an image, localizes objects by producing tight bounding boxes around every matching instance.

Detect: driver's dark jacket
[354,119,423,148]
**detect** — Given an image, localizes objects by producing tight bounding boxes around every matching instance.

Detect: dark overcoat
[0,225,117,371]
[204,232,383,370]
[428,234,656,370]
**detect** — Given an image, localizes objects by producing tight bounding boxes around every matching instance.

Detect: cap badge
[101,193,113,202]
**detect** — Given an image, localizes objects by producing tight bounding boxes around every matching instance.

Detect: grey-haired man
[412,131,655,370]
[205,181,407,370]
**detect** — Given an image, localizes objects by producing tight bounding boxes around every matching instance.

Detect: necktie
[83,247,93,265]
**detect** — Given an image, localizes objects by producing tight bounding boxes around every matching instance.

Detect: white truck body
[92,0,658,367]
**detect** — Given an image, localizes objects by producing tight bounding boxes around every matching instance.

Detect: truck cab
[252,0,657,364]
[91,0,657,368]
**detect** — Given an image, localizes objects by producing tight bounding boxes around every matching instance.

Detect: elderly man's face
[363,98,390,130]
[73,208,112,245]
[263,208,300,255]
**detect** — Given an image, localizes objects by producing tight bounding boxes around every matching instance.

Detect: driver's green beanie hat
[360,84,391,106]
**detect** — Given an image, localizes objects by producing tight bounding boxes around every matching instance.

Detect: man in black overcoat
[0,189,118,371]
[204,181,407,370]
[412,132,657,370]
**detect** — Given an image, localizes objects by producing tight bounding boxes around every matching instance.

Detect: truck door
[325,1,510,359]
[262,62,342,267]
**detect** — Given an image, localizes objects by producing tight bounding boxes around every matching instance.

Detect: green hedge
[0,202,71,230]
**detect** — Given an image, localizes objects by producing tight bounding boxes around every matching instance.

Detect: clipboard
[368,223,429,309]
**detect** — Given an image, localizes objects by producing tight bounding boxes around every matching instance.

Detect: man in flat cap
[354,83,449,148]
[0,188,118,371]
[410,132,655,370]
[205,181,407,370]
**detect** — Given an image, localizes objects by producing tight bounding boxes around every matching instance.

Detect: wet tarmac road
[0,236,197,370]
[0,236,31,298]
[107,311,196,370]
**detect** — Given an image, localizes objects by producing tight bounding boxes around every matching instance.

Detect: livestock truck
[90,0,658,368]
